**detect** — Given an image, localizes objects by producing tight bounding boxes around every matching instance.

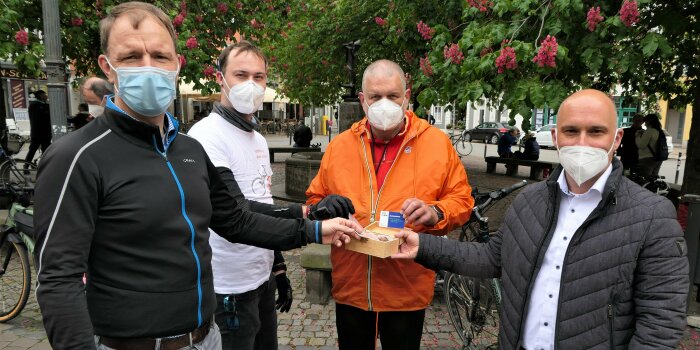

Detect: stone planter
[284,152,324,202]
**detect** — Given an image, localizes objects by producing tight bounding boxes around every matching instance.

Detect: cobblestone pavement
[0,133,696,349]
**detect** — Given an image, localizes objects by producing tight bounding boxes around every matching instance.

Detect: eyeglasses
[223,296,240,330]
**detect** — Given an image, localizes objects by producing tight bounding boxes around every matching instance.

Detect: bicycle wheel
[445,273,500,349]
[0,240,31,322]
[453,136,473,157]
[0,160,37,187]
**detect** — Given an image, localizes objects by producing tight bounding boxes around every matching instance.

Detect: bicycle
[444,180,528,349]
[0,183,35,322]
[627,173,670,197]
[450,130,473,157]
[0,139,37,197]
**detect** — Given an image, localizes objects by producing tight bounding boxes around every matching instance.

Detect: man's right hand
[309,194,356,220]
[392,230,420,259]
[320,217,363,247]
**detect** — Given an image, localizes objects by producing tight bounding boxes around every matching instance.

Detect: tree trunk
[680,83,700,196]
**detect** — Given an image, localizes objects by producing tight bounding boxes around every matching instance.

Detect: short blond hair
[100,2,177,54]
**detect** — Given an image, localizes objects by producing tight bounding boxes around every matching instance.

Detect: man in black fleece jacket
[33,2,362,349]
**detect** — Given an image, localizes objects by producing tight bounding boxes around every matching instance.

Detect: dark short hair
[644,113,662,129]
[78,103,89,111]
[100,2,176,54]
[34,90,46,98]
[87,78,114,100]
[217,40,268,73]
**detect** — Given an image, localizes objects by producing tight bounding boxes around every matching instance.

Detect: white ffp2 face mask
[365,98,405,131]
[224,78,265,115]
[556,129,618,186]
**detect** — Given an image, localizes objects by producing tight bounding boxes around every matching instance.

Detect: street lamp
[41,0,68,140]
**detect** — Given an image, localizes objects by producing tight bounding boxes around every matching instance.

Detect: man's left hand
[401,198,438,227]
[275,273,293,313]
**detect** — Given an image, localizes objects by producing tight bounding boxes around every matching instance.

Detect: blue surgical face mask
[106,58,179,117]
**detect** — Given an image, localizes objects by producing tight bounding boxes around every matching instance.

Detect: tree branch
[534,0,552,46]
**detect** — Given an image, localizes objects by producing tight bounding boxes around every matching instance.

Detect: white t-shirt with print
[188,112,274,294]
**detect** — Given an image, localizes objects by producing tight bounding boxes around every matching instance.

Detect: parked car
[521,124,556,148]
[463,122,512,144]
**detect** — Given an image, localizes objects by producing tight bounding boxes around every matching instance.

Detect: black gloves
[308,194,355,220]
[275,273,293,313]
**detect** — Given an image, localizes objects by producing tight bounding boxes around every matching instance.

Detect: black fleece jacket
[34,107,319,349]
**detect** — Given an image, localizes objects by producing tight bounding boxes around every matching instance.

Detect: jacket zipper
[153,136,204,327]
[608,303,615,349]
[359,131,416,311]
[516,184,559,347]
[549,189,616,349]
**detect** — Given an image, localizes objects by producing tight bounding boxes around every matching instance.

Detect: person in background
[497,127,519,158]
[80,76,113,117]
[293,120,312,147]
[634,114,662,177]
[515,132,540,160]
[26,90,51,164]
[68,103,93,130]
[618,114,643,173]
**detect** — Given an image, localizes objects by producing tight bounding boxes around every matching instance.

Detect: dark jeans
[336,303,426,350]
[25,137,50,163]
[215,275,277,350]
[634,157,662,177]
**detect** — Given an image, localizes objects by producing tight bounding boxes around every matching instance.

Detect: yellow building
[658,99,692,148]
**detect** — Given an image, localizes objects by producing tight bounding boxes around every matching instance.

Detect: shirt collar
[557,163,613,197]
[105,95,177,149]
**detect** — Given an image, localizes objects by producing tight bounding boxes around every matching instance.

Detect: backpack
[648,129,669,161]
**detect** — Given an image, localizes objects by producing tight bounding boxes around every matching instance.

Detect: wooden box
[344,222,406,258]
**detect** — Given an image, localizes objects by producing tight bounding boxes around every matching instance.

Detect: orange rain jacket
[306,111,474,311]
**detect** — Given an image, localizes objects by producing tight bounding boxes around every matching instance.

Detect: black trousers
[25,137,50,163]
[336,303,425,350]
[214,275,277,350]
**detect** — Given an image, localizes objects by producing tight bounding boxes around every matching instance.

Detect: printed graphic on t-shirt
[250,164,272,196]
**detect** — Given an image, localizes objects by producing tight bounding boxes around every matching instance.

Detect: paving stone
[309,337,326,346]
[8,337,39,347]
[291,337,307,346]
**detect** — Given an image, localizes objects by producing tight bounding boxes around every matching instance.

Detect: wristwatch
[430,205,444,223]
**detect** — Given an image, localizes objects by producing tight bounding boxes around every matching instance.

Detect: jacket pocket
[608,303,615,350]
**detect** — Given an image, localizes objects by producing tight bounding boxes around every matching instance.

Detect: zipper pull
[607,304,613,318]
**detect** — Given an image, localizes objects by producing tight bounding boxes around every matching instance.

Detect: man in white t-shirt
[188,41,354,349]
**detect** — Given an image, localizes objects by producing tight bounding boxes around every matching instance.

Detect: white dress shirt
[521,165,612,350]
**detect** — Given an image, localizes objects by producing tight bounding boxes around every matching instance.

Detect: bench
[299,243,332,304]
[485,156,557,180]
[268,147,321,163]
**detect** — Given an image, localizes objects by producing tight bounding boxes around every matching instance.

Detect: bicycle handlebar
[474,180,528,214]
[500,180,528,197]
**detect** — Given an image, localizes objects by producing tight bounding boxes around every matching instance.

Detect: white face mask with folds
[555,129,619,187]
[365,98,406,131]
[223,77,265,115]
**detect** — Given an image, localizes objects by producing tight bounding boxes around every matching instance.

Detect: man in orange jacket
[306,59,474,349]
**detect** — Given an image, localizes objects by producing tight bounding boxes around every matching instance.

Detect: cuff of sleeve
[291,204,304,218]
